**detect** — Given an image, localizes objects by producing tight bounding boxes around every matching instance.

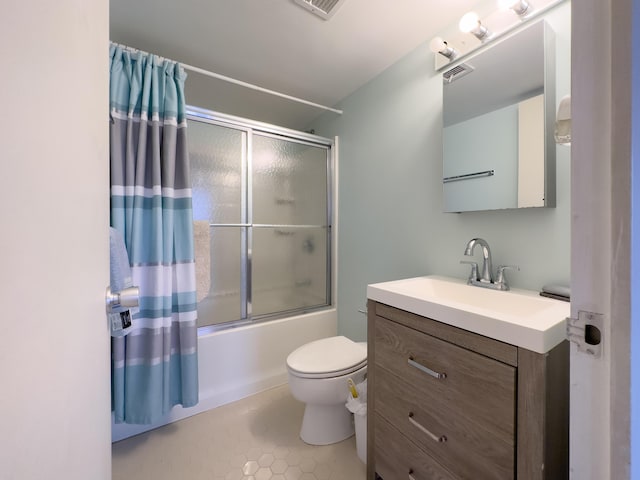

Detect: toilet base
[300,403,354,445]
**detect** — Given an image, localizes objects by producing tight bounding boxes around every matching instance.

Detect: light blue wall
[311,5,571,341]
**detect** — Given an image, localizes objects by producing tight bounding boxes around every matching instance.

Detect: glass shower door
[187,110,332,329]
[188,119,246,327]
[251,134,329,317]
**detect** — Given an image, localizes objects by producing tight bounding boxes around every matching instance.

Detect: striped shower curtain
[109,44,198,424]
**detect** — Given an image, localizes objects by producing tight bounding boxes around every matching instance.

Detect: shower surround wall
[310,4,571,342]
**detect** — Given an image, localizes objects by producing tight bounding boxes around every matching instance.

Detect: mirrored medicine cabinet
[441,20,556,213]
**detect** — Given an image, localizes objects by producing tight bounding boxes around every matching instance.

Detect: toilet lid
[287,336,367,379]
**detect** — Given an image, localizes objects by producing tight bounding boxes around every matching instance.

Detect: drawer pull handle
[408,357,447,380]
[408,413,447,443]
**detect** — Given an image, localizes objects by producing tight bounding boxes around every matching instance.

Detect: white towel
[109,228,137,335]
[109,227,133,294]
[193,221,211,302]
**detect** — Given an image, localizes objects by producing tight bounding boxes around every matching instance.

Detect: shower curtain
[109,44,198,424]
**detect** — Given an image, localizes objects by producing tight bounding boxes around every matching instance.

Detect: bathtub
[111,308,337,441]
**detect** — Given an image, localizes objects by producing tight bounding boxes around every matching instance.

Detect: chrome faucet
[461,238,519,291]
[464,238,493,283]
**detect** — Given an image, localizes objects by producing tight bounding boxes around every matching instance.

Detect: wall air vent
[294,0,347,20]
[443,63,475,84]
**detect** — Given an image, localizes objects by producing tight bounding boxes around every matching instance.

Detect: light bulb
[459,12,480,33]
[429,37,447,53]
[459,12,492,41]
[429,37,457,60]
[498,0,532,16]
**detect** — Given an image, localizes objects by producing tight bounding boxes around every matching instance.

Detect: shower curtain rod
[111,42,343,115]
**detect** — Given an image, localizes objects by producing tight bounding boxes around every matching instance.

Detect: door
[0,1,111,479]
[570,0,631,478]
[188,112,333,329]
[632,1,640,476]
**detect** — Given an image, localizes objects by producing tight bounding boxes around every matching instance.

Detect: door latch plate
[567,310,604,358]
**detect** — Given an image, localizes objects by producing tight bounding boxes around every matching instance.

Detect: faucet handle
[496,265,520,289]
[460,260,479,283]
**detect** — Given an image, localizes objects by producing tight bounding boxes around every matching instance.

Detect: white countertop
[367,275,569,354]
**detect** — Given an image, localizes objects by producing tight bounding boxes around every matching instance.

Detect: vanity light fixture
[459,12,492,42]
[429,36,458,60]
[498,0,534,17]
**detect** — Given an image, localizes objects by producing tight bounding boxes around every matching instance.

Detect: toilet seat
[287,336,367,379]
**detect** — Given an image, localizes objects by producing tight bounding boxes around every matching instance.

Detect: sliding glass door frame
[186,106,334,334]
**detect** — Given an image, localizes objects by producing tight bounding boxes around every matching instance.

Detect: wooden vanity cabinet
[366,300,569,480]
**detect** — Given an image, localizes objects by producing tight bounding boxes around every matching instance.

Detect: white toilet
[286,336,367,445]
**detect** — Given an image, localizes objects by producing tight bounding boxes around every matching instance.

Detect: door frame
[571,0,631,478]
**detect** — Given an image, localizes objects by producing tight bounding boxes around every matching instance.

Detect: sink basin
[367,275,569,353]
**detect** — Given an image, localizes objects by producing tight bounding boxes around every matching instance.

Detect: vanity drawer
[374,315,516,442]
[375,366,514,480]
[375,413,459,480]
[374,302,518,367]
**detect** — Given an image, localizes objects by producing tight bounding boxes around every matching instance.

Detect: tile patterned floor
[112,385,366,480]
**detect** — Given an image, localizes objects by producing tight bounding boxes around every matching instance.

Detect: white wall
[0,1,111,479]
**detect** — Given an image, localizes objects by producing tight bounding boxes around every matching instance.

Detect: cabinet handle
[408,413,447,443]
[408,470,417,480]
[408,357,447,380]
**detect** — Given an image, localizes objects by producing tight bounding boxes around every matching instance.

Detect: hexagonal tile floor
[112,385,366,480]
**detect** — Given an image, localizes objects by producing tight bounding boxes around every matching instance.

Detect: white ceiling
[110,0,480,129]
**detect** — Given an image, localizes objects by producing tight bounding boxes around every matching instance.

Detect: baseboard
[112,372,288,442]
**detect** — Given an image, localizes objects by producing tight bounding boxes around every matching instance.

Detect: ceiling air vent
[294,0,347,20]
[443,63,475,84]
